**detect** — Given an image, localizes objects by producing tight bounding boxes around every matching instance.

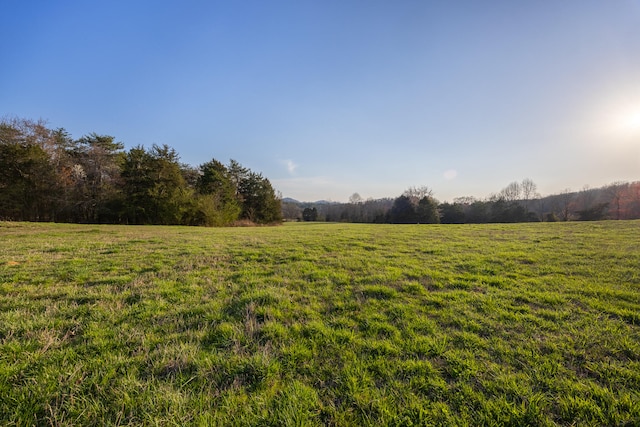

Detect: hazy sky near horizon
[2,1,639,202]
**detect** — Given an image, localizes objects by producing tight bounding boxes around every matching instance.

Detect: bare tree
[630,182,640,218]
[281,201,302,221]
[558,189,574,221]
[521,178,537,200]
[349,192,363,204]
[576,185,596,212]
[500,181,522,202]
[534,196,547,221]
[521,178,537,212]
[453,196,477,205]
[606,182,628,220]
[403,186,433,205]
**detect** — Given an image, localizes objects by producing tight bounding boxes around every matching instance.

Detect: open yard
[0,221,639,426]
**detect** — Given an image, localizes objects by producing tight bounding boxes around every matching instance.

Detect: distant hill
[281,197,300,204]
[281,198,336,205]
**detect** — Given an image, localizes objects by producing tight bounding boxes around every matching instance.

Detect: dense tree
[47,128,78,220]
[286,179,640,225]
[486,179,539,222]
[67,133,124,222]
[148,144,191,224]
[180,163,201,190]
[439,202,465,224]
[120,145,190,224]
[465,201,490,223]
[302,207,318,221]
[238,171,282,224]
[4,117,640,226]
[361,198,393,223]
[319,198,393,223]
[0,137,57,221]
[490,199,528,223]
[195,159,241,226]
[120,146,152,224]
[416,196,440,224]
[0,119,58,221]
[0,117,285,226]
[389,195,416,223]
[403,186,433,205]
[577,202,609,221]
[227,159,249,200]
[387,187,438,224]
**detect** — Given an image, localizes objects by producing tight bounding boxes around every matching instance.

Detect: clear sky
[2,1,639,202]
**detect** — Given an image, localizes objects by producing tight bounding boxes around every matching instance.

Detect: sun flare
[618,108,640,133]
[611,106,640,138]
[595,101,640,146]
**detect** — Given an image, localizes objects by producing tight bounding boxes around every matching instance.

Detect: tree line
[0,117,281,225]
[283,179,640,224]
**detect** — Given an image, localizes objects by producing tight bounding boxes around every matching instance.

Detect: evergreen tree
[439,202,465,224]
[416,196,440,224]
[195,159,241,226]
[0,119,58,221]
[238,171,282,224]
[0,117,288,226]
[68,133,124,222]
[147,144,191,224]
[302,207,318,221]
[389,195,416,223]
[121,145,190,224]
[121,146,153,224]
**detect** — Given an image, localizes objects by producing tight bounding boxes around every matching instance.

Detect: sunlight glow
[609,105,640,139]
[616,109,640,134]
[596,102,640,146]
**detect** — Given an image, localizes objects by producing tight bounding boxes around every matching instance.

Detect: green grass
[1,220,639,426]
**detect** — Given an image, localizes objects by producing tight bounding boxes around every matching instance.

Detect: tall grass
[1,221,639,425]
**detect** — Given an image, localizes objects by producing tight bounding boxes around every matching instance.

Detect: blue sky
[2,1,639,202]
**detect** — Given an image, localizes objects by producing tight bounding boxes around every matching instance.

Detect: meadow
[0,220,639,426]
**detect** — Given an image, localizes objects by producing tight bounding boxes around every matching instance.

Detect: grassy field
[0,221,639,426]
